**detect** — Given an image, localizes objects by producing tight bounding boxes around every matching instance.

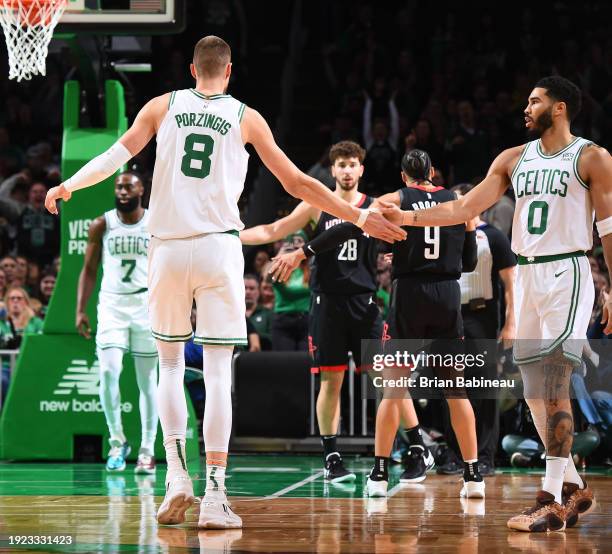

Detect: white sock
[563,455,584,489]
[543,456,568,503]
[97,347,126,445]
[156,341,188,480]
[163,436,188,480]
[134,355,159,454]
[202,346,233,452]
[204,464,227,500]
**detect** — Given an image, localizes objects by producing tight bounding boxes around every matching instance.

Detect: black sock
[370,456,389,481]
[405,425,426,451]
[463,460,483,482]
[321,435,338,460]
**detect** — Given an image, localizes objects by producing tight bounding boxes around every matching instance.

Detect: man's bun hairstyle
[401,149,432,183]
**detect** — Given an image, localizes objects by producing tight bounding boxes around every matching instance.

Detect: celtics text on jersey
[511,137,594,257]
[100,209,150,294]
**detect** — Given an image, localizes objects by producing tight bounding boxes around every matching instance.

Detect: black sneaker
[400,446,435,483]
[324,454,356,483]
[436,459,463,475]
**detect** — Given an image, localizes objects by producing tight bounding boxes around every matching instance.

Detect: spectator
[0,268,6,300]
[270,236,310,351]
[0,256,17,286]
[307,147,336,190]
[244,273,273,350]
[38,270,56,318]
[0,286,44,349]
[14,255,28,288]
[362,90,400,194]
[403,119,447,178]
[253,249,271,277]
[15,182,60,267]
[259,276,275,311]
[26,260,40,292]
[447,100,490,184]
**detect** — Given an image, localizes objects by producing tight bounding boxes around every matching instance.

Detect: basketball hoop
[0,0,67,81]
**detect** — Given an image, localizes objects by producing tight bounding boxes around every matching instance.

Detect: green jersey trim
[168,91,176,108]
[513,257,580,362]
[193,336,248,346]
[151,330,194,342]
[536,136,580,159]
[238,103,246,122]
[573,141,591,190]
[189,89,232,100]
[510,143,530,184]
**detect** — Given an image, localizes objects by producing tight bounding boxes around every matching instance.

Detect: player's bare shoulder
[494,144,528,178]
[88,215,107,242]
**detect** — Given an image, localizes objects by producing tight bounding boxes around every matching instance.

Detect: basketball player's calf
[508,352,595,532]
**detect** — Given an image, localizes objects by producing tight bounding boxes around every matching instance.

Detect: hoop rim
[0,0,66,9]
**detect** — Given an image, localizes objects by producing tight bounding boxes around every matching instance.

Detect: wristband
[355,209,370,228]
[596,215,612,238]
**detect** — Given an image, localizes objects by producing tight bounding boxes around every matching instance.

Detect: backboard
[57,0,185,34]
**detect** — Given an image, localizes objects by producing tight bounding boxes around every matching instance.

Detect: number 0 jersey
[511,137,594,257]
[149,89,249,239]
[100,209,150,294]
[310,193,378,295]
[392,185,467,280]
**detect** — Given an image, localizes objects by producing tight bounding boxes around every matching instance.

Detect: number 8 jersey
[100,209,150,294]
[511,137,594,257]
[149,89,249,239]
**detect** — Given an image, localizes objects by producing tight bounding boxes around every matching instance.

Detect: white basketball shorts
[513,252,594,366]
[96,290,157,357]
[148,231,247,346]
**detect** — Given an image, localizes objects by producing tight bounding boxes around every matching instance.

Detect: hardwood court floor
[0,456,609,553]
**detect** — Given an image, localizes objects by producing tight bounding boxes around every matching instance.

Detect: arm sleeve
[64,141,133,193]
[302,222,363,257]
[461,230,478,273]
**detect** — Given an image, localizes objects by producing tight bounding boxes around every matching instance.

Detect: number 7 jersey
[511,137,594,257]
[149,89,249,239]
[100,209,150,294]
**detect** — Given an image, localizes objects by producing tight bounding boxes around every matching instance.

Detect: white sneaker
[157,476,196,525]
[366,477,388,498]
[198,494,243,529]
[460,479,486,499]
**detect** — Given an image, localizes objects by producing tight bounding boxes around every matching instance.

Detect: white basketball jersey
[511,137,594,257]
[149,89,249,239]
[100,210,150,294]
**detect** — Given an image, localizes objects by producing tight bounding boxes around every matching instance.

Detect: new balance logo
[53,359,100,396]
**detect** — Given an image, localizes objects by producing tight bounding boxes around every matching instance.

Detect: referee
[439,183,517,476]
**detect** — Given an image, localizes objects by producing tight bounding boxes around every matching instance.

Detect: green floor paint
[0,456,609,499]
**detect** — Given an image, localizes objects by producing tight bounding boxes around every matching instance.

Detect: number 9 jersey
[392,185,467,280]
[149,89,249,239]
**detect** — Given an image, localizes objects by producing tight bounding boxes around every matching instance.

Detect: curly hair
[329,141,366,164]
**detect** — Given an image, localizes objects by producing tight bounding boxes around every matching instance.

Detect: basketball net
[0,0,66,81]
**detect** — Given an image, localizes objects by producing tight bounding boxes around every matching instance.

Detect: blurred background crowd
[0,1,610,467]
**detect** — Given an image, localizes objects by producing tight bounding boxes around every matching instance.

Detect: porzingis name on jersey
[173,112,232,135]
[514,168,569,198]
[106,235,149,257]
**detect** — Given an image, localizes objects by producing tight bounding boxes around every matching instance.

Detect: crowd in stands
[0,1,609,464]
